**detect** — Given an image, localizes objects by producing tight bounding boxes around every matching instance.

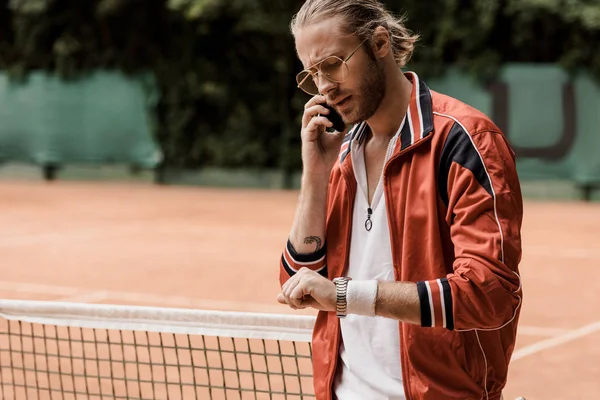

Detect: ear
[371,26,391,59]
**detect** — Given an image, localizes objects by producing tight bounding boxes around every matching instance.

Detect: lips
[334,96,351,108]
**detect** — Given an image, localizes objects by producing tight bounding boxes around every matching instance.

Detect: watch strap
[333,277,351,318]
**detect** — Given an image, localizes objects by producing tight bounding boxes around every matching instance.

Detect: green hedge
[1,0,600,171]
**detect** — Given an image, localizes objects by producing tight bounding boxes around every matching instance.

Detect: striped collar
[339,71,434,163]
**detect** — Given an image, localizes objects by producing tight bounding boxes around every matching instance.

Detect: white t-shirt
[333,127,406,399]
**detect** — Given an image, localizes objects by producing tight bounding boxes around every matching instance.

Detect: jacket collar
[396,71,434,153]
[339,71,434,164]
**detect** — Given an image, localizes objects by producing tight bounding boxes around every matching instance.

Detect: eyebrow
[304,48,345,71]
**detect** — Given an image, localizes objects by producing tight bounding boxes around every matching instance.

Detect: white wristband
[347,280,378,317]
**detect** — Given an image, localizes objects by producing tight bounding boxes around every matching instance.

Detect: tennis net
[0,299,316,399]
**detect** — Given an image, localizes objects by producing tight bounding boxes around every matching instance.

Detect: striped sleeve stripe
[283,245,326,269]
[280,253,297,276]
[437,279,447,329]
[417,278,454,330]
[286,240,326,263]
[438,278,454,330]
[417,282,432,327]
[281,240,327,278]
[281,253,327,278]
[425,281,436,327]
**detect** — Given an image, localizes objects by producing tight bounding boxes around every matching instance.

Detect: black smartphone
[322,104,345,133]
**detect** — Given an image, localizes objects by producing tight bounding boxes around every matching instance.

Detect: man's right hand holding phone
[301,95,347,180]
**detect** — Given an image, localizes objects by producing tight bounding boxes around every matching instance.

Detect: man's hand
[277,268,336,312]
[301,95,346,179]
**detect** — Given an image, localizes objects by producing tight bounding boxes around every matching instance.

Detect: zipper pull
[365,207,373,231]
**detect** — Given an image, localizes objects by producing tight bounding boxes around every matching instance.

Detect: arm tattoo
[303,236,323,252]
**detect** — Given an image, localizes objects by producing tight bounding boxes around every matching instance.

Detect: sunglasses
[296,39,367,96]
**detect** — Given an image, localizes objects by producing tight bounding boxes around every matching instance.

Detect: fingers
[289,283,309,308]
[280,275,300,309]
[302,95,332,131]
[283,276,300,300]
[281,272,298,295]
[281,272,311,309]
[279,268,316,310]
[277,292,310,309]
[276,292,287,305]
[277,293,317,310]
[306,116,333,133]
[303,95,326,110]
[302,104,331,128]
[285,279,310,309]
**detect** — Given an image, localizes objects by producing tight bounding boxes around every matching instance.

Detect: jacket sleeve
[279,240,327,287]
[418,126,523,330]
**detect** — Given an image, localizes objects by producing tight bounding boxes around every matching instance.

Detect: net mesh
[0,300,316,400]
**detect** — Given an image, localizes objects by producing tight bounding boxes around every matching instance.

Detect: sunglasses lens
[320,57,347,82]
[296,70,319,95]
[296,57,349,95]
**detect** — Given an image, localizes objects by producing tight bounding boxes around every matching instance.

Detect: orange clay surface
[0,180,599,400]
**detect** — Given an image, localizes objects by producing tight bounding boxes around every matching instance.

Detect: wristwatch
[332,277,352,318]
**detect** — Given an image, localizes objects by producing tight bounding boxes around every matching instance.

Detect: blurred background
[0,1,599,400]
[0,0,599,196]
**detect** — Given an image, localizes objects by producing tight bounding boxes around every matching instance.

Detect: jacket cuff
[280,240,327,277]
[417,278,454,330]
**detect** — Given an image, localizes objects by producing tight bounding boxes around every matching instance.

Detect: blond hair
[290,0,419,67]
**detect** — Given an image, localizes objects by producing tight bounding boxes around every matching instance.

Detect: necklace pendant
[365,207,373,231]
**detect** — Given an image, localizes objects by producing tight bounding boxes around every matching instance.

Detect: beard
[339,58,387,125]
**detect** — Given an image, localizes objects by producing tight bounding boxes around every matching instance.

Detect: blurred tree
[0,0,16,68]
[1,0,599,171]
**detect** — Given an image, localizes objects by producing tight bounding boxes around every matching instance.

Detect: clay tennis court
[0,179,598,399]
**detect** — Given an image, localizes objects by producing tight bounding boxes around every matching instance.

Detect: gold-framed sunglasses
[296,39,367,96]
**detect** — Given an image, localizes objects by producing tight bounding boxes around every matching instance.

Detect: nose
[315,73,337,95]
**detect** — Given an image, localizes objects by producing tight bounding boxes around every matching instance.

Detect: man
[277,1,523,399]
